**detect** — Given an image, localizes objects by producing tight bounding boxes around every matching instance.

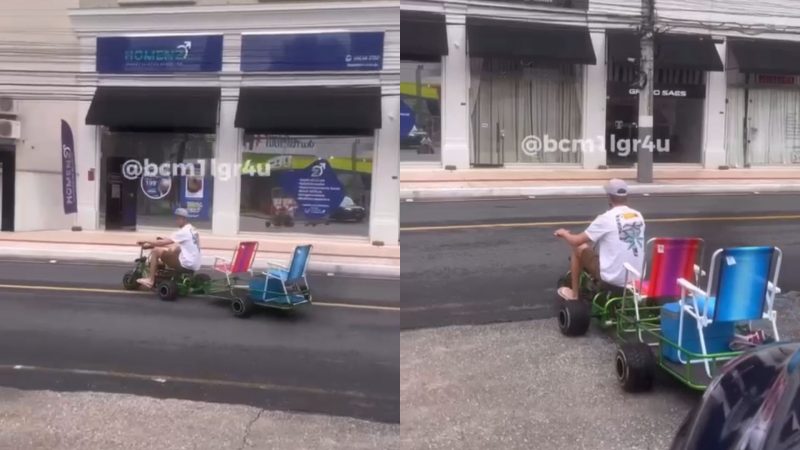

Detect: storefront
[725,38,800,166]
[467,18,595,166]
[605,31,722,166]
[70,3,398,244]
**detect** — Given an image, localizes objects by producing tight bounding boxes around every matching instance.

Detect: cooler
[661,300,735,363]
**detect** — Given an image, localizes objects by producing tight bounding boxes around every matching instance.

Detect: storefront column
[703,40,727,169]
[582,30,607,169]
[76,86,99,231]
[441,13,470,170]
[212,87,241,235]
[369,92,400,245]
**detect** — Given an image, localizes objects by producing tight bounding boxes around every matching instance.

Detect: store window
[99,131,215,230]
[400,61,442,162]
[469,57,583,165]
[239,135,373,237]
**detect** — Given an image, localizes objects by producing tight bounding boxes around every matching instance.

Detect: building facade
[400,0,800,171]
[1,0,399,246]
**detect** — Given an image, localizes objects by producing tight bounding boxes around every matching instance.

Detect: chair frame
[676,246,782,377]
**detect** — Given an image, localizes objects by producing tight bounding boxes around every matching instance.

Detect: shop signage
[609,83,706,99]
[96,35,223,74]
[60,120,77,214]
[241,32,384,72]
[278,159,345,220]
[401,100,416,138]
[756,74,798,85]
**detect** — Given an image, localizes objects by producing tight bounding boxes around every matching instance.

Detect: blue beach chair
[257,244,313,308]
[674,246,782,377]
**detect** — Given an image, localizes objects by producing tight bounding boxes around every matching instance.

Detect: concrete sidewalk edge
[0,247,399,279]
[401,183,800,200]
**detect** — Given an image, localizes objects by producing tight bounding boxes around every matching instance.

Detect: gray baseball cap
[604,178,629,197]
[174,207,190,218]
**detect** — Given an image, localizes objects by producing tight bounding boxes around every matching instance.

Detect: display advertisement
[140,175,171,200]
[179,161,213,220]
[278,159,345,220]
[60,120,77,214]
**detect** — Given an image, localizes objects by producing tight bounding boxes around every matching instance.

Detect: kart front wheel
[558,300,591,336]
[231,296,255,318]
[122,271,140,291]
[157,280,179,301]
[615,342,656,393]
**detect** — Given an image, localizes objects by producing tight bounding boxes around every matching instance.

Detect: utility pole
[637,0,655,183]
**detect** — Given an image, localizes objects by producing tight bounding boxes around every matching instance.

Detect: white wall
[0,0,80,231]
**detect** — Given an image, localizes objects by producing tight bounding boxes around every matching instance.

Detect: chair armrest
[768,281,782,295]
[213,257,230,272]
[266,261,289,271]
[693,264,706,278]
[624,262,642,280]
[677,278,708,299]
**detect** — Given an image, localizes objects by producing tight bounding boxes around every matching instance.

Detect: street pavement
[0,260,399,427]
[401,293,800,450]
[401,193,800,329]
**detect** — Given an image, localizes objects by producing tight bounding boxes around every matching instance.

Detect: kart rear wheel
[157,280,179,301]
[558,300,591,336]
[122,271,140,291]
[615,342,656,393]
[231,295,256,318]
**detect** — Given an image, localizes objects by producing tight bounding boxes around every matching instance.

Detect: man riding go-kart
[136,207,202,289]
[554,179,646,300]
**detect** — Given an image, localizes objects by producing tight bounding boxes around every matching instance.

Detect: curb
[401,183,800,200]
[0,247,399,279]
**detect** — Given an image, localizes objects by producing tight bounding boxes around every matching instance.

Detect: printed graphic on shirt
[615,213,644,257]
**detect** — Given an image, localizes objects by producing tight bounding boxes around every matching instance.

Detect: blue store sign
[400,99,416,138]
[241,32,384,72]
[278,159,344,220]
[97,35,223,74]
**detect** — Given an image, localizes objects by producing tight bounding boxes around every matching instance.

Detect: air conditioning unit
[0,119,21,140]
[0,97,17,116]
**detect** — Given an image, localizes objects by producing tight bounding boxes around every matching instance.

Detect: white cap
[604,179,629,197]
[174,208,190,218]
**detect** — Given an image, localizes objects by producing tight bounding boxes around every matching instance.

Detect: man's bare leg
[137,247,164,288]
[559,243,590,301]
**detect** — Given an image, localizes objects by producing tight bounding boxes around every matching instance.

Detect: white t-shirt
[584,205,646,287]
[171,224,202,271]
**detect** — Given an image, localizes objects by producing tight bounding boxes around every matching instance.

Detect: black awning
[235,86,381,135]
[401,11,448,62]
[466,17,596,64]
[86,87,220,131]
[729,39,800,74]
[607,31,723,71]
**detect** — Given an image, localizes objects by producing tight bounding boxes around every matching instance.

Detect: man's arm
[554,229,592,247]
[136,237,175,248]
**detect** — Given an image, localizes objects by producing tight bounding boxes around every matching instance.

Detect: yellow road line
[0,364,395,401]
[0,283,398,312]
[401,214,800,232]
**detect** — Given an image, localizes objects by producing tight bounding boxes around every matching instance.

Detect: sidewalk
[0,388,398,450]
[401,167,800,199]
[0,230,399,279]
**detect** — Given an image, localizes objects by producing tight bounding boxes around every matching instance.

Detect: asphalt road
[0,260,399,423]
[401,193,800,329]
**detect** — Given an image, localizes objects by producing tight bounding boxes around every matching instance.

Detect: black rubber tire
[231,296,256,318]
[157,280,179,301]
[615,342,656,393]
[122,271,140,290]
[557,300,591,336]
